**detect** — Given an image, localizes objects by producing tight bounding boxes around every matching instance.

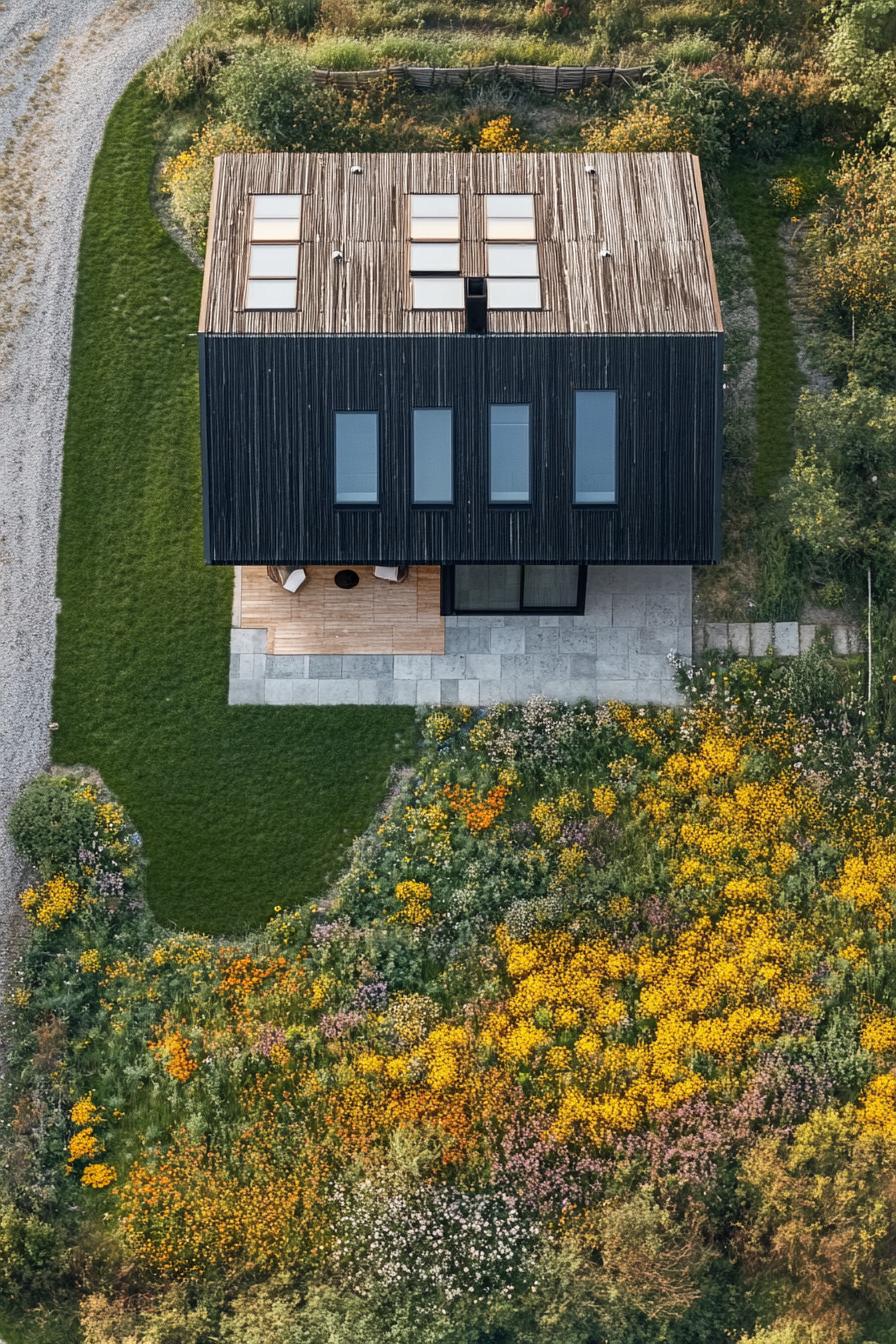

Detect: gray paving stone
[558,624,598,654]
[292,680,321,705]
[676,625,693,659]
[265,678,297,705]
[594,654,631,678]
[416,680,442,705]
[342,655,393,678]
[645,594,680,626]
[458,625,492,653]
[611,594,646,627]
[524,625,559,653]
[268,655,308,678]
[570,653,599,679]
[458,678,480,705]
[596,628,633,656]
[445,627,471,653]
[430,654,467,679]
[479,679,509,705]
[229,678,265,705]
[440,679,460,705]
[727,623,750,656]
[692,623,705,655]
[799,624,816,653]
[539,615,560,627]
[308,655,343,677]
[464,653,502,681]
[750,622,773,656]
[773,621,799,656]
[630,652,671,680]
[358,679,394,705]
[636,626,679,656]
[391,680,418,705]
[595,678,638,702]
[229,652,241,679]
[394,655,432,680]
[582,590,613,626]
[318,678,359,704]
[503,653,571,680]
[490,625,526,654]
[704,623,728,652]
[564,679,602,701]
[231,627,266,654]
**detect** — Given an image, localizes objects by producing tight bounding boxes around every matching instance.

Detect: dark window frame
[572,388,619,508]
[334,410,380,509]
[488,402,533,508]
[412,406,455,507]
[442,565,587,616]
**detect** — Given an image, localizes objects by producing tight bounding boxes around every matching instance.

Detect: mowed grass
[724,166,802,501]
[52,80,416,933]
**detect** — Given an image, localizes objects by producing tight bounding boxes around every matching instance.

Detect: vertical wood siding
[200,332,723,567]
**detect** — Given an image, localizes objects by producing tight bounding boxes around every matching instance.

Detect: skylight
[245,195,301,308]
[409,194,460,240]
[485,194,536,240]
[411,276,464,309]
[250,194,302,241]
[485,204,541,309]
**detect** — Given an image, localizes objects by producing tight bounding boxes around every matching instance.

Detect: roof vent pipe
[465,276,487,334]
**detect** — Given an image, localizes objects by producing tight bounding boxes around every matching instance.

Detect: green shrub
[304,35,374,69]
[9,776,98,880]
[0,1198,61,1299]
[213,45,324,146]
[145,24,227,105]
[262,0,322,32]
[161,121,262,248]
[658,33,720,64]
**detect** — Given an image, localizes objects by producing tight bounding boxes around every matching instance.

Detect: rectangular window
[250,194,302,241]
[413,408,453,504]
[574,391,617,504]
[451,565,585,613]
[409,194,460,240]
[245,236,299,310]
[489,404,530,503]
[335,412,378,504]
[485,194,536,240]
[410,242,460,273]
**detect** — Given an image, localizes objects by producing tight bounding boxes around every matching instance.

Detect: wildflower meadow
[5,658,896,1342]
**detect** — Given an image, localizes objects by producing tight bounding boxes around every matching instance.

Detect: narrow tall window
[485,197,541,309]
[335,412,378,504]
[490,404,530,504]
[409,195,463,309]
[574,391,617,504]
[413,408,453,504]
[245,195,301,308]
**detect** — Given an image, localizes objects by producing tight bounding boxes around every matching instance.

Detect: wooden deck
[236,566,445,654]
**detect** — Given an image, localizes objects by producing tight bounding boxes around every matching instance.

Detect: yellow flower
[71,1095,101,1127]
[69,1127,102,1161]
[392,880,433,927]
[591,786,617,817]
[19,874,83,929]
[81,1163,116,1189]
[78,948,102,974]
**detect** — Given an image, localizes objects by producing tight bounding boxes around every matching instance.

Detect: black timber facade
[199,331,723,567]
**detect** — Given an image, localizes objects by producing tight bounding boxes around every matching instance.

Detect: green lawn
[724,166,802,502]
[52,79,416,933]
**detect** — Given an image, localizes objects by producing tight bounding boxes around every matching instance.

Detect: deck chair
[374,565,409,584]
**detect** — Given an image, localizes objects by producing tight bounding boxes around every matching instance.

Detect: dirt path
[0,0,193,1001]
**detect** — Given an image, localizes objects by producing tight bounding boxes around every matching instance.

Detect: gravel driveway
[0,0,194,999]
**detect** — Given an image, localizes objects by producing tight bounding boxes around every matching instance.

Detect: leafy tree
[825,0,896,134]
[808,145,896,318]
[738,1106,896,1331]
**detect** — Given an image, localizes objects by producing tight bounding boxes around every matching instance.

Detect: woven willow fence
[308,64,649,93]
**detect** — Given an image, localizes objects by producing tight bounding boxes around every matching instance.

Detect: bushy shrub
[213,44,319,146]
[583,102,697,151]
[262,0,321,33]
[825,0,896,136]
[160,121,262,249]
[0,1198,60,1298]
[778,378,896,591]
[739,1107,896,1329]
[9,775,100,880]
[807,144,896,319]
[79,1287,216,1344]
[145,24,227,105]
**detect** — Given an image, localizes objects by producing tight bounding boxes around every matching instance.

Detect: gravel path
[0,0,194,1001]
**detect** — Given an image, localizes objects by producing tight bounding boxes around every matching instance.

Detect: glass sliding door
[449,565,585,614]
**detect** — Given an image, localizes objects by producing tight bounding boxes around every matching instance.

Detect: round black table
[334,569,360,590]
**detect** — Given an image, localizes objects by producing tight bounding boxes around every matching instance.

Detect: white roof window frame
[485,193,536,241]
[409,193,460,241]
[250,194,302,241]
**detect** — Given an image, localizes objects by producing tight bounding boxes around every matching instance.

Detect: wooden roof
[199,151,723,337]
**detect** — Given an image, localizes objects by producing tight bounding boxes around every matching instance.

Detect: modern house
[199,151,723,707]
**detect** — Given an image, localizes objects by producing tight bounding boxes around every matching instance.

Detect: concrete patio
[229,565,692,707]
